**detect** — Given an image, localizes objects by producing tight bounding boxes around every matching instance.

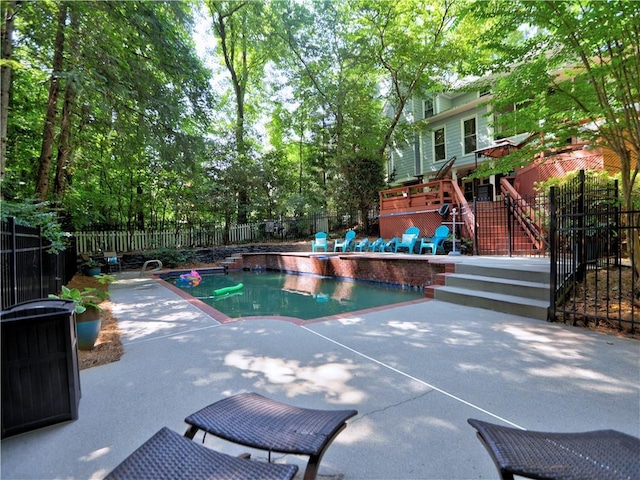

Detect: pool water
[167,270,423,320]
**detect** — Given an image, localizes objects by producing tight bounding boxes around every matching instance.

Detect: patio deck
[1,259,638,479]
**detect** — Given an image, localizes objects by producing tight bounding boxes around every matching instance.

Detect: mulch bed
[66,274,124,370]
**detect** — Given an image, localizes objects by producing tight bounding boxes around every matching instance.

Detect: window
[493,103,527,139]
[463,118,476,154]
[424,98,434,118]
[433,127,445,162]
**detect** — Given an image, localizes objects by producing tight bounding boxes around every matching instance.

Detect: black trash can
[1,299,81,438]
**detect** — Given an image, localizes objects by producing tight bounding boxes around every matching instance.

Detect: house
[387,85,532,202]
[380,81,614,253]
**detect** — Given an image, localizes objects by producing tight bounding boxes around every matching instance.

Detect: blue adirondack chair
[354,238,370,252]
[394,227,420,254]
[380,238,397,252]
[334,230,356,252]
[311,232,328,252]
[419,225,450,255]
[368,238,384,252]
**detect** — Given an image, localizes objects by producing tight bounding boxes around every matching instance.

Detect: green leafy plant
[49,286,109,314]
[1,200,71,253]
[95,273,116,285]
[82,258,102,269]
[148,248,195,268]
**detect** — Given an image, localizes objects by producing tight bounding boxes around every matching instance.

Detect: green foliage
[335,155,385,233]
[0,200,70,252]
[81,258,102,269]
[534,169,614,194]
[468,0,640,209]
[6,0,214,230]
[148,248,195,268]
[8,0,636,232]
[48,285,109,314]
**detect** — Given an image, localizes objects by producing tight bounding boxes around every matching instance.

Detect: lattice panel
[379,212,450,240]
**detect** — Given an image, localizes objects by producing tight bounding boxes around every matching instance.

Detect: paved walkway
[2,265,639,479]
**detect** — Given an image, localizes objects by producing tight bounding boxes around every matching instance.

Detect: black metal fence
[474,192,549,256]
[1,217,77,310]
[549,171,638,333]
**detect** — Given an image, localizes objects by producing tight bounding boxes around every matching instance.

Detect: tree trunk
[53,77,76,202]
[35,3,67,200]
[0,0,18,191]
[53,8,78,202]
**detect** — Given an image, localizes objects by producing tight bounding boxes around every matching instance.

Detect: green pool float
[213,283,244,296]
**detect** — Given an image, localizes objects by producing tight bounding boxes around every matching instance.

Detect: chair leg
[475,432,515,480]
[301,423,347,480]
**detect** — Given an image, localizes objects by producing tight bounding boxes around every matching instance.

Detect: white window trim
[423,98,434,119]
[461,115,477,155]
[433,126,446,162]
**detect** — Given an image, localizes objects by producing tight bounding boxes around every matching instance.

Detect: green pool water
[167,270,423,320]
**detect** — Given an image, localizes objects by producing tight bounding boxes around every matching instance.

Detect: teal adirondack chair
[380,238,397,252]
[311,232,328,252]
[334,230,356,252]
[368,238,384,252]
[419,225,450,255]
[394,227,420,254]
[354,238,370,252]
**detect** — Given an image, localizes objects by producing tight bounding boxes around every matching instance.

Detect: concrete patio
[2,266,639,479]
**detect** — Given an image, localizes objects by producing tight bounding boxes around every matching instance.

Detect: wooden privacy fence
[75,215,333,254]
[75,225,250,254]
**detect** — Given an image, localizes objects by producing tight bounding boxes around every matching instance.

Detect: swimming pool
[165,270,424,321]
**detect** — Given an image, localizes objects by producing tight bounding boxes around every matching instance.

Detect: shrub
[148,248,195,268]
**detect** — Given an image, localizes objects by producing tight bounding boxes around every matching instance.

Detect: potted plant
[49,282,110,350]
[82,258,102,276]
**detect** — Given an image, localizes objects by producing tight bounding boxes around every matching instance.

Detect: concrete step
[434,286,550,321]
[445,273,550,301]
[220,256,243,269]
[455,263,549,285]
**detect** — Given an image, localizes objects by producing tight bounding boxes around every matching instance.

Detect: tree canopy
[2,0,637,238]
[469,0,639,209]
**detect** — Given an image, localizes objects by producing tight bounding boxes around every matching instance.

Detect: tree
[0,0,18,189]
[206,0,276,224]
[5,1,213,230]
[336,154,385,234]
[34,2,66,201]
[471,0,640,211]
[348,0,464,159]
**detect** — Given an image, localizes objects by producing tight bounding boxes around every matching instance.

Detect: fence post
[38,224,44,299]
[9,217,18,306]
[506,193,513,257]
[577,170,586,281]
[473,198,479,255]
[548,186,557,322]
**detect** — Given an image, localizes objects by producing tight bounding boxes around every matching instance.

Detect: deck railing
[379,179,473,238]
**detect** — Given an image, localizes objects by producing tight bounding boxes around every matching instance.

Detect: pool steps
[426,262,551,321]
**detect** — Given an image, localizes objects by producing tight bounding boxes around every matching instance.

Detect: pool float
[176,270,201,287]
[213,283,244,296]
[211,291,244,302]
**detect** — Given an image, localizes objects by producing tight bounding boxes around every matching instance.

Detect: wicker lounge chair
[184,392,358,480]
[468,418,640,480]
[105,427,298,480]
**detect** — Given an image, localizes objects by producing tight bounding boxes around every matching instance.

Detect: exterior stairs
[475,201,540,256]
[426,259,551,321]
[220,255,243,270]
